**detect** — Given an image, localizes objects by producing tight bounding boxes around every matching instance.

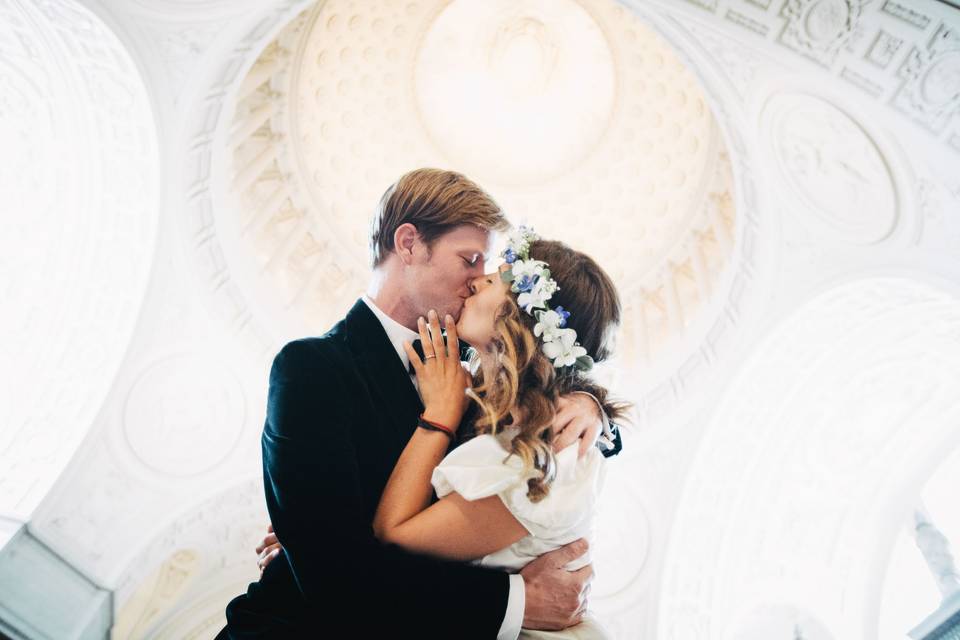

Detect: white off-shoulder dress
[432,432,611,640]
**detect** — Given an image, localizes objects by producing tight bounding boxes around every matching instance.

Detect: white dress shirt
[361,296,525,640]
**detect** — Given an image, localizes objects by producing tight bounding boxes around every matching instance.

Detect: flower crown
[500,226,594,371]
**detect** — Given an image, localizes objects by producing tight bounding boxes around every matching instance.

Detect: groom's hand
[551,394,602,459]
[256,523,282,574]
[520,538,592,630]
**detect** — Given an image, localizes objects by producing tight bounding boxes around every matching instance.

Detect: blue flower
[554,306,571,327]
[515,274,536,293]
[504,248,517,264]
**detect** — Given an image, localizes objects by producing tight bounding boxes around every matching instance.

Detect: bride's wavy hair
[465,239,631,503]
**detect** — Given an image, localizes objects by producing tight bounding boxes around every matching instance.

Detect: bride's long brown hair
[464,240,630,502]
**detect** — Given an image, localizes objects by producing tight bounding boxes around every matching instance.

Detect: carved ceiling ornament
[779,0,866,68]
[763,92,899,245]
[894,25,960,134]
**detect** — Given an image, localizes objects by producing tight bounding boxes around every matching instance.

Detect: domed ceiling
[224,0,737,372]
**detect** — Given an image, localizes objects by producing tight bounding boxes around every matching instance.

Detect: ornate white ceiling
[225,0,738,374]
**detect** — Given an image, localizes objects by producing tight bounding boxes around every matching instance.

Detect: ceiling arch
[659,276,960,640]
[0,0,160,522]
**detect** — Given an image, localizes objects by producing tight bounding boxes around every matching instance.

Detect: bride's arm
[373,428,528,561]
[373,311,527,561]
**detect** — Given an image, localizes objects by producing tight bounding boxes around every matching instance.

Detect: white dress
[432,432,611,640]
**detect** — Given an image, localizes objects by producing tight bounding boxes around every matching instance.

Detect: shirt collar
[361,295,419,373]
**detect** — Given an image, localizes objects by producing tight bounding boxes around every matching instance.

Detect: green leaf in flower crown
[500,268,514,283]
[575,355,594,371]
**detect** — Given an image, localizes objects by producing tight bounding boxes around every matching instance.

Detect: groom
[220,169,622,638]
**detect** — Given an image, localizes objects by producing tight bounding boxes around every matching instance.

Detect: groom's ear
[393,223,419,265]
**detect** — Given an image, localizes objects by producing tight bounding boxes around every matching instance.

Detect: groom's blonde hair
[369,168,508,268]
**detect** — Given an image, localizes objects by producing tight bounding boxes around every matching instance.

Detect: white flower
[517,291,542,313]
[534,275,558,299]
[509,258,546,281]
[541,328,588,368]
[507,226,538,255]
[517,277,554,313]
[534,309,564,342]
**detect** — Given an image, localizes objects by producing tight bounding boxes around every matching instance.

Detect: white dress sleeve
[431,434,527,501]
[432,434,605,540]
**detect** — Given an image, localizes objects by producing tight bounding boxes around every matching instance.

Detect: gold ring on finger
[424,354,437,359]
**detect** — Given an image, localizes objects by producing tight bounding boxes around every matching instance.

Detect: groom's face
[410,224,490,322]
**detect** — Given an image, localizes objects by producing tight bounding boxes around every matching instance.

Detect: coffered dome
[224,0,738,373]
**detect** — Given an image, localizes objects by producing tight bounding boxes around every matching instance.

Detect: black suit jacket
[223,299,623,638]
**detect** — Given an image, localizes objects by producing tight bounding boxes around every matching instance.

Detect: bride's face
[457,263,512,350]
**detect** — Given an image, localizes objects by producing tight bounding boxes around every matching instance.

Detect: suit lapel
[344,299,423,438]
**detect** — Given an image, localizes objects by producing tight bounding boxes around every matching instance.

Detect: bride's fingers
[403,340,424,376]
[443,314,459,364]
[417,316,434,359]
[427,310,446,365]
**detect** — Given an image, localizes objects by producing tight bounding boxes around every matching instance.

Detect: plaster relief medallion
[123,355,245,476]
[803,0,850,44]
[764,93,897,245]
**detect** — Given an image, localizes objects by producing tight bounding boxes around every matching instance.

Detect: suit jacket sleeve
[602,422,623,458]
[261,339,510,636]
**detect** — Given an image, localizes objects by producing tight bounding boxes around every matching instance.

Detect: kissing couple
[218,168,628,639]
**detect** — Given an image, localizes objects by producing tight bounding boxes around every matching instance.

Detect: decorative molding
[179,0,314,365]
[641,0,960,159]
[778,0,867,68]
[682,0,720,12]
[865,29,904,69]
[893,24,960,134]
[726,8,771,37]
[881,1,933,30]
[679,21,763,104]
[112,478,267,630]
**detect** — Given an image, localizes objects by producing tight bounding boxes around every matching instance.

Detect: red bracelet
[418,415,455,440]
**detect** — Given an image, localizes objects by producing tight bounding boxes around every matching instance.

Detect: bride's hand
[404,309,470,431]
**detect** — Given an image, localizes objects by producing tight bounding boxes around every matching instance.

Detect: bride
[372,227,628,639]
